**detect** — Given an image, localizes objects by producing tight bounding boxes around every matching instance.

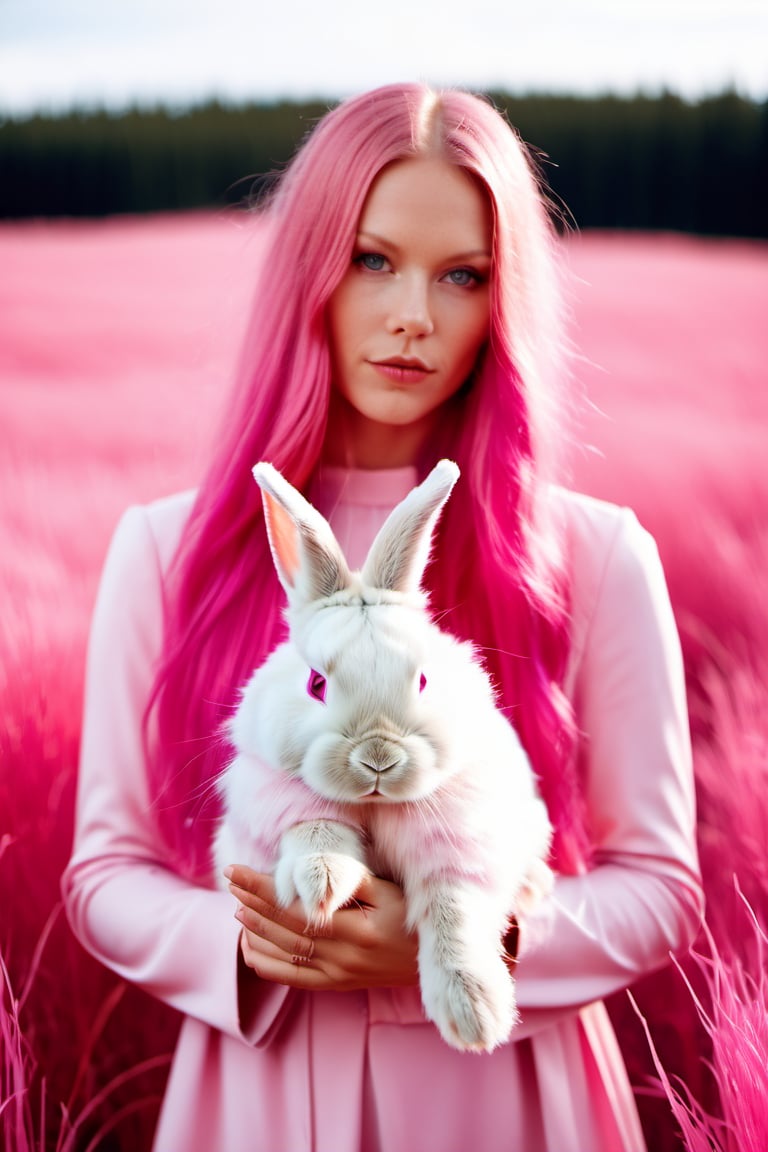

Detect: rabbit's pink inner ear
[262,489,300,588]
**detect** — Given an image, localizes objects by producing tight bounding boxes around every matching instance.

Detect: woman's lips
[369,359,434,383]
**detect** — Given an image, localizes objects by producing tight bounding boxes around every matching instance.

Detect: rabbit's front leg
[275,820,370,927]
[411,881,517,1053]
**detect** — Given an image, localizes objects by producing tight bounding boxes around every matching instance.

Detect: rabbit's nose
[353,736,407,775]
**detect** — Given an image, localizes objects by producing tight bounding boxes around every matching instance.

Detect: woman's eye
[354,252,388,272]
[444,267,479,287]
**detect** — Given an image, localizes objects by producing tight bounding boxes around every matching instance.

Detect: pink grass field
[1,214,767,1151]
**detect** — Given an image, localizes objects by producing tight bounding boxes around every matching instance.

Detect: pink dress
[62,466,703,1152]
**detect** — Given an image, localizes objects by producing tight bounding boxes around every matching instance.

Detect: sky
[0,0,766,116]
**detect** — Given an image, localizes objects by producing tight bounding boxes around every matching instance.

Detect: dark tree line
[1,91,765,237]
[492,91,767,237]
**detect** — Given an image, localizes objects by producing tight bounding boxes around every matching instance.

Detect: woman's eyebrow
[356,230,491,262]
[355,230,400,253]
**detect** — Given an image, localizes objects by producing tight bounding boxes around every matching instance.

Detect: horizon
[1,83,761,124]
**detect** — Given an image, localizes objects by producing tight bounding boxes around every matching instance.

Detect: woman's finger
[222,862,270,889]
[239,933,338,990]
[234,900,317,961]
[238,917,355,990]
[225,866,310,934]
[223,865,279,906]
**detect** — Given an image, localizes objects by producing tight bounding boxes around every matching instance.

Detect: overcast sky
[1,0,766,116]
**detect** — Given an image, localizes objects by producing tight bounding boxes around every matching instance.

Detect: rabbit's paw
[276,852,370,927]
[421,959,518,1053]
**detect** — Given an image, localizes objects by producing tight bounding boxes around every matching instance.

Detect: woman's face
[326,156,493,468]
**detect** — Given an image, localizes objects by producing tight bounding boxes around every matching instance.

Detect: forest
[1,90,766,236]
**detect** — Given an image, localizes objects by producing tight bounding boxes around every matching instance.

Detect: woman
[62,84,703,1151]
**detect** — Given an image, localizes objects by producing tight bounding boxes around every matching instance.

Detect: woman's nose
[386,275,434,338]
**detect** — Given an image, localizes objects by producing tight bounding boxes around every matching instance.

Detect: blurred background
[2,4,767,1152]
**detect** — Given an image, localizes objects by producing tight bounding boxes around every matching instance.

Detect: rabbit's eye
[419,672,427,693]
[307,669,327,703]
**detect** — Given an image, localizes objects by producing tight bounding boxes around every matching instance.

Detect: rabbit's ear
[253,463,351,602]
[362,460,460,594]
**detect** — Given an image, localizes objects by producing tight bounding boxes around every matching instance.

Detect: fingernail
[234,906,244,922]
[223,865,234,880]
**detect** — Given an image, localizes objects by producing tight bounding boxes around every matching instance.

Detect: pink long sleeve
[511,497,703,1031]
[61,499,292,1045]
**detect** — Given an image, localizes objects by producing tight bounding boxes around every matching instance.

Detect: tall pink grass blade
[630,988,729,1152]
[56,981,125,1144]
[631,886,768,1152]
[1,949,38,1152]
[17,904,62,1015]
[58,1054,172,1152]
[3,936,172,1152]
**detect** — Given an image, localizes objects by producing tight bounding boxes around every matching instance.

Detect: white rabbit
[213,459,553,1053]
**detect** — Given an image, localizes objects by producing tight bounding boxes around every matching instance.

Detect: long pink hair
[146,84,588,880]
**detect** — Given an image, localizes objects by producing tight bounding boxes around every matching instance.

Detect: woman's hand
[224,865,420,992]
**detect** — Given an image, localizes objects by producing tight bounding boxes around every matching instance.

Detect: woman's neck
[323,391,457,470]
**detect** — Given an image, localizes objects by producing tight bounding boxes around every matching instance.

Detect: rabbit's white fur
[213,460,553,1052]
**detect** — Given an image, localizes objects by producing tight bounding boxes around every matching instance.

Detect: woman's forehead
[356,157,492,258]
